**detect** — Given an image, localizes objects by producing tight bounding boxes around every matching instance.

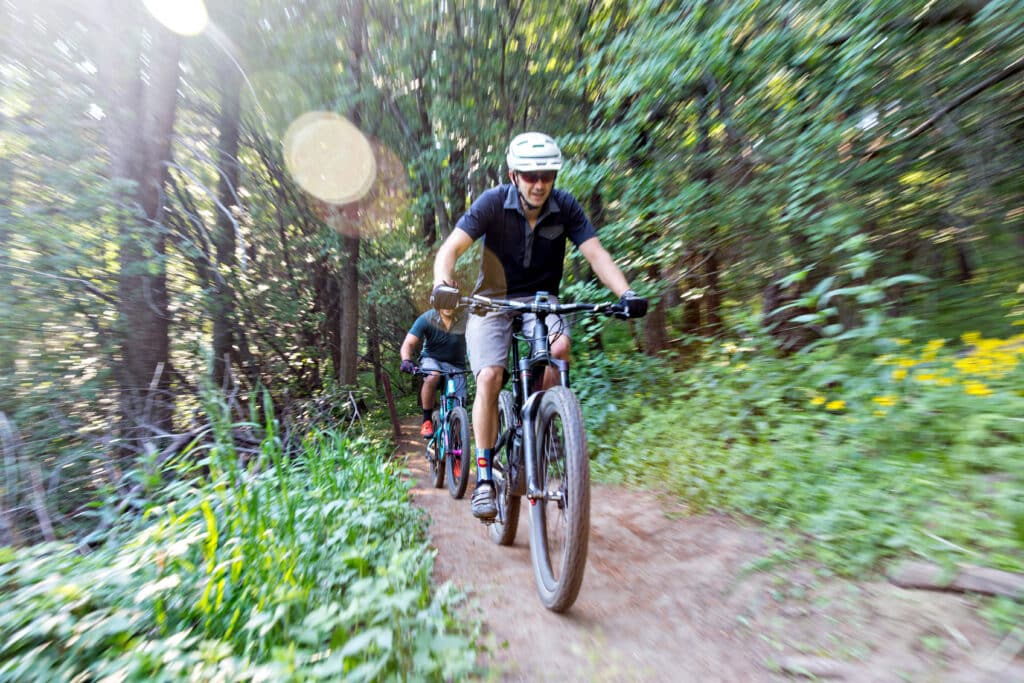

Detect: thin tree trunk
[212,56,242,389]
[0,151,13,374]
[337,0,366,387]
[339,234,360,385]
[703,250,722,335]
[367,302,382,393]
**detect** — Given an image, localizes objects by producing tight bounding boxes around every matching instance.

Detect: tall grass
[0,397,476,682]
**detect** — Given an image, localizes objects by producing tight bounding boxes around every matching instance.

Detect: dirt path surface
[395,416,1021,682]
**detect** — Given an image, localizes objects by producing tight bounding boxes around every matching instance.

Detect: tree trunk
[0,151,13,374]
[212,56,242,390]
[314,260,342,382]
[101,9,181,450]
[338,234,360,385]
[703,249,723,335]
[419,174,436,246]
[367,302,383,393]
[337,0,366,387]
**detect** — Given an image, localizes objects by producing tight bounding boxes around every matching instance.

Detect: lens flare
[142,0,209,36]
[283,111,376,206]
[314,139,409,238]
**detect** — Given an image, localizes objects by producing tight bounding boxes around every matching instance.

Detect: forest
[1,0,1022,679]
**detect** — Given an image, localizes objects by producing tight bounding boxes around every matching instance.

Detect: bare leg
[473,365,503,450]
[420,372,441,411]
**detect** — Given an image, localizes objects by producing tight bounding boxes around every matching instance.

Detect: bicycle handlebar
[411,367,473,377]
[460,293,624,317]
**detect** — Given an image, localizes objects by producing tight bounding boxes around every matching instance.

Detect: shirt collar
[503,184,561,218]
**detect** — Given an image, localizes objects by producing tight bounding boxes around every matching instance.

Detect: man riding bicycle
[400,306,468,438]
[431,131,647,520]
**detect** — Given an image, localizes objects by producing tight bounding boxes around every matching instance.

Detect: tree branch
[864,53,1024,160]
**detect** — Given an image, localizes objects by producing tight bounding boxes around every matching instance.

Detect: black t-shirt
[407,310,467,365]
[454,184,597,297]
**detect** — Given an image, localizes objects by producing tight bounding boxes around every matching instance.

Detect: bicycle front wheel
[528,385,590,612]
[446,406,471,499]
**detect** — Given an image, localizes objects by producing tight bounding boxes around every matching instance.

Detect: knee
[476,366,503,395]
[551,336,571,360]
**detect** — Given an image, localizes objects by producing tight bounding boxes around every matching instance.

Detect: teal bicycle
[414,368,472,499]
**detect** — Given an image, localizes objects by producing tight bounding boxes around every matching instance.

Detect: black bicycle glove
[400,359,418,375]
[618,289,648,319]
[430,282,460,310]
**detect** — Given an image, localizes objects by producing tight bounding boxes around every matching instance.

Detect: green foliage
[592,328,1024,590]
[0,404,476,681]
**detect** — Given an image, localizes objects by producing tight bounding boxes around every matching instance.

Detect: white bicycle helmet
[506,132,563,172]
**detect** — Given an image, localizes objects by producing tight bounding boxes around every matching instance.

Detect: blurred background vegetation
[1,0,1022,678]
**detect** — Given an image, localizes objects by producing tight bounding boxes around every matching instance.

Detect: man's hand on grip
[430,282,460,310]
[618,289,648,319]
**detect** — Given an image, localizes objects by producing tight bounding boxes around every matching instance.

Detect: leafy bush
[0,402,476,682]
[592,329,1024,581]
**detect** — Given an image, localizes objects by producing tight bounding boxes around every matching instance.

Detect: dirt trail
[396,416,1021,682]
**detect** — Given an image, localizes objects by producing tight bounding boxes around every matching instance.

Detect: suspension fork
[521,388,545,500]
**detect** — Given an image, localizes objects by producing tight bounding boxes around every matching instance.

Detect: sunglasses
[517,171,556,184]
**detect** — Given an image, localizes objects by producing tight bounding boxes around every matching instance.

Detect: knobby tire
[446,406,471,499]
[489,390,521,546]
[429,409,444,489]
[528,385,590,612]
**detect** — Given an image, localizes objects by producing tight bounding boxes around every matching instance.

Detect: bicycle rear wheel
[428,410,444,489]
[489,390,521,546]
[446,406,471,499]
[528,385,590,612]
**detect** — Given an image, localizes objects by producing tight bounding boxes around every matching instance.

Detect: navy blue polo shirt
[407,310,467,366]
[454,184,598,298]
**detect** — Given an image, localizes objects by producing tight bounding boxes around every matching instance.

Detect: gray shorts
[466,297,570,373]
[418,357,468,402]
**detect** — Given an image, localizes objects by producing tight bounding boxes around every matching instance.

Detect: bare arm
[433,228,475,286]
[400,333,420,362]
[578,236,632,297]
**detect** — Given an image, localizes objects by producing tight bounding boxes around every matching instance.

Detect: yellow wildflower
[963,381,992,397]
[810,396,826,406]
[826,400,846,411]
[872,395,897,407]
[892,368,908,381]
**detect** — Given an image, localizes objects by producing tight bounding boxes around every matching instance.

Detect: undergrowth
[580,327,1024,633]
[0,395,477,682]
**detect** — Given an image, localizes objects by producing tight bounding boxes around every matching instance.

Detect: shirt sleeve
[408,312,430,339]
[559,191,598,247]
[454,187,500,240]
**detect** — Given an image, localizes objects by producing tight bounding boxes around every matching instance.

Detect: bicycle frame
[509,305,567,501]
[423,369,467,452]
[471,291,615,500]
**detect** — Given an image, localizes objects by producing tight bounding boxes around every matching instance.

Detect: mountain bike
[461,291,634,612]
[416,368,472,499]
